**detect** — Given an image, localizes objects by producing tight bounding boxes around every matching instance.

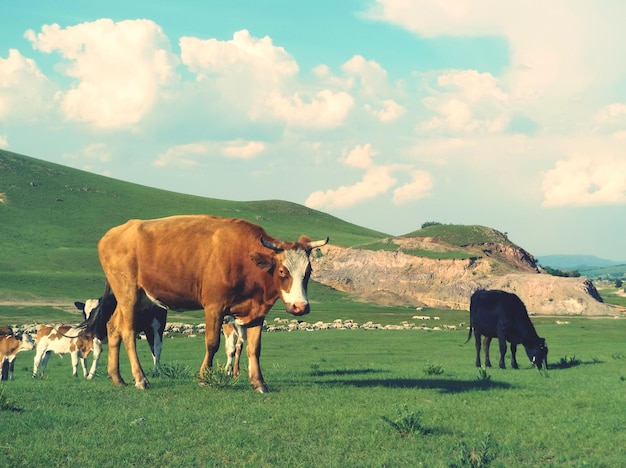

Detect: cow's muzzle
[286,302,310,316]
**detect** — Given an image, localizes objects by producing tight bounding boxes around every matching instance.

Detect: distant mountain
[537,254,622,270]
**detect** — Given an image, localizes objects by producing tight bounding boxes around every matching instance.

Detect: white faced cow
[466,289,548,370]
[82,215,328,392]
[32,325,102,379]
[75,295,167,370]
[0,329,35,380]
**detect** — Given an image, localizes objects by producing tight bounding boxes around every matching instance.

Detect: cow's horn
[306,237,329,249]
[260,236,283,251]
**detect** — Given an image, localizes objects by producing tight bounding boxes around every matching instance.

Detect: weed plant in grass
[1,321,626,466]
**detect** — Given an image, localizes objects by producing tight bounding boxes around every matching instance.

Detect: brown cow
[84,215,327,392]
[0,331,35,380]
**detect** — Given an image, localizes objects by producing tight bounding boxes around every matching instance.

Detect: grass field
[2,316,626,467]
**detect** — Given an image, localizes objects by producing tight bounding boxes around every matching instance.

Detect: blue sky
[1,1,625,261]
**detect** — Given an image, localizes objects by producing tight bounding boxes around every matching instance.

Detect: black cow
[75,293,168,370]
[466,289,548,370]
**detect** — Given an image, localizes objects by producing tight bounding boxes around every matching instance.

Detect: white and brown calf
[222,315,246,377]
[0,331,35,380]
[32,325,102,379]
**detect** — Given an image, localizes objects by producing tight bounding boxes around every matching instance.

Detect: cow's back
[470,290,531,339]
[98,215,272,309]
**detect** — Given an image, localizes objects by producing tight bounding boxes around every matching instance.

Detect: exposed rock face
[311,244,616,316]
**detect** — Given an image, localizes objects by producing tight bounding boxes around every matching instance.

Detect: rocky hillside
[311,228,616,316]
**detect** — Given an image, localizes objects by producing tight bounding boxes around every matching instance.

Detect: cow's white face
[278,249,312,316]
[83,299,100,320]
[20,333,35,351]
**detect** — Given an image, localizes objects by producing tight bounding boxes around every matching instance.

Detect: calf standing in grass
[0,329,35,380]
[222,315,246,377]
[467,289,548,370]
[32,325,102,379]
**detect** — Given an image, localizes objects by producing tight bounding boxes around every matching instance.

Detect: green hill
[406,223,516,247]
[0,150,388,302]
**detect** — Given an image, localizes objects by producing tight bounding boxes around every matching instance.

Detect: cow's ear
[74,301,85,311]
[250,251,275,272]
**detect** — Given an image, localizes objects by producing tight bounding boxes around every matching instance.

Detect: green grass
[359,241,474,260]
[2,319,626,466]
[406,224,515,247]
[0,150,389,302]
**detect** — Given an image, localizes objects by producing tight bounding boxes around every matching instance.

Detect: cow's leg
[474,332,482,367]
[32,348,44,377]
[483,336,493,368]
[510,343,519,369]
[497,336,507,369]
[233,325,245,378]
[246,324,268,393]
[70,351,79,377]
[145,318,162,369]
[106,319,126,386]
[1,358,8,381]
[120,325,148,389]
[34,350,51,377]
[79,354,88,377]
[7,357,15,380]
[200,308,222,374]
[87,339,101,379]
[223,325,236,376]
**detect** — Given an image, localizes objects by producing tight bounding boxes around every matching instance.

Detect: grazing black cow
[75,292,168,370]
[466,289,548,370]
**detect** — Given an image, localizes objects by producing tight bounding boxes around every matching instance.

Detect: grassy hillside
[406,223,515,247]
[0,150,388,302]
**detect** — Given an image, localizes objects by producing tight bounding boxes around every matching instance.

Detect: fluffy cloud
[180,30,353,128]
[419,70,509,135]
[369,0,626,127]
[0,49,57,121]
[542,152,626,207]
[26,19,177,129]
[343,144,377,169]
[154,139,266,167]
[393,170,433,204]
[305,165,397,210]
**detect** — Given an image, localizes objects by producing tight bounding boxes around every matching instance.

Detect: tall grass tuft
[423,362,445,375]
[382,405,429,437]
[151,361,193,380]
[449,433,497,467]
[555,355,582,369]
[196,361,240,389]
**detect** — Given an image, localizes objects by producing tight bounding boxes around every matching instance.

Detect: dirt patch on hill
[311,245,617,316]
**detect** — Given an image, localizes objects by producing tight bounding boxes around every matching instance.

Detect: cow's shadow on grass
[308,368,513,393]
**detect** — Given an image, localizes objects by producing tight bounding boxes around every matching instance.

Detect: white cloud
[62,142,112,172]
[0,135,8,148]
[154,139,266,167]
[154,142,209,167]
[263,89,354,128]
[368,0,626,127]
[592,103,626,135]
[365,99,405,122]
[305,166,397,210]
[542,151,626,207]
[0,49,57,121]
[393,170,433,204]
[342,55,390,97]
[343,144,377,169]
[180,30,353,128]
[220,140,266,159]
[419,70,509,135]
[26,19,177,129]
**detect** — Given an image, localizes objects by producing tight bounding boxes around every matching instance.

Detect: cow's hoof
[254,384,270,394]
[135,379,150,390]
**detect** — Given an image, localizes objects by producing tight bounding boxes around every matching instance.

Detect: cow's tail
[464,324,473,344]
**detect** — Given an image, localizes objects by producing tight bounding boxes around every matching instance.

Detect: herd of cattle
[0,215,548,390]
